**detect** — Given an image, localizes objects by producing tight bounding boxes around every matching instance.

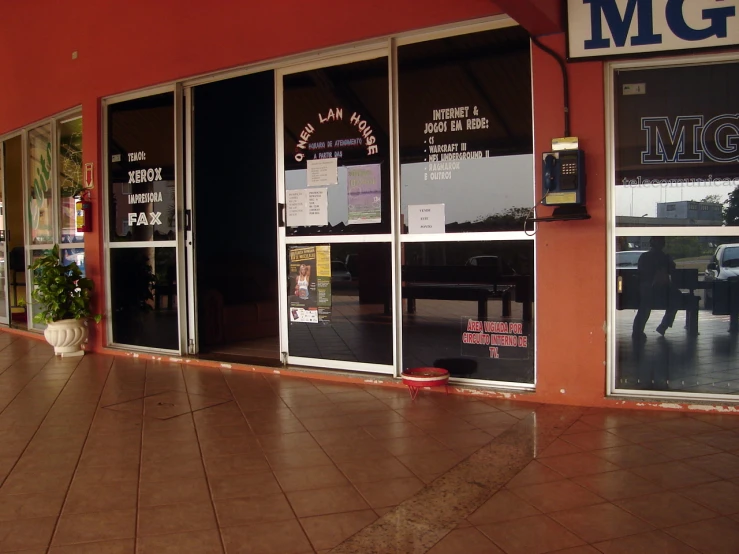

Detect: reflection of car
[331,260,352,283]
[704,244,739,308]
[465,255,518,275]
[616,250,646,269]
[465,255,499,267]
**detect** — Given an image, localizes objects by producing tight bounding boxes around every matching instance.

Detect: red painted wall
[532,34,608,406]
[0,0,500,133]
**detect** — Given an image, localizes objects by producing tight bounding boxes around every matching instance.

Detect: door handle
[278,203,285,227]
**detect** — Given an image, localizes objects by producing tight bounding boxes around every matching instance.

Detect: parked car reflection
[616,250,646,269]
[704,243,739,308]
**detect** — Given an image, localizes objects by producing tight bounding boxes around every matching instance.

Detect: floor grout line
[222,369,319,553]
[44,354,118,552]
[199,364,256,554]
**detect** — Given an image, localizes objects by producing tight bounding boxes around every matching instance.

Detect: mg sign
[568,0,739,59]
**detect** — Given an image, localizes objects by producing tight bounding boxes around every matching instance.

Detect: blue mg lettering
[584,0,736,50]
[584,0,661,49]
[665,0,735,41]
[641,114,739,164]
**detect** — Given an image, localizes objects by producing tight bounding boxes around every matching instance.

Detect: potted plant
[29,244,101,357]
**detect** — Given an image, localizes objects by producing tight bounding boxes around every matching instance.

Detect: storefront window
[402,240,534,383]
[283,57,391,236]
[28,124,53,245]
[398,26,533,233]
[397,26,535,386]
[613,60,739,397]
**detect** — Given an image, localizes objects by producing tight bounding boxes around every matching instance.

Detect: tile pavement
[0,333,737,552]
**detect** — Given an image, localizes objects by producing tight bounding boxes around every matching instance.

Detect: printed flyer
[288,245,332,323]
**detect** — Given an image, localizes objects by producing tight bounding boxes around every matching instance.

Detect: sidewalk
[0,333,738,553]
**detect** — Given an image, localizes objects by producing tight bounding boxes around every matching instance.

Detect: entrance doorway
[2,136,24,327]
[191,71,280,365]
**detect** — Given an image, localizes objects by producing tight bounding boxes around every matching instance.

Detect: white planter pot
[44,318,88,357]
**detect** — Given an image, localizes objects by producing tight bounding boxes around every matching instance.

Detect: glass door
[2,136,25,327]
[0,141,9,324]
[277,51,396,374]
[105,91,183,353]
[27,123,55,330]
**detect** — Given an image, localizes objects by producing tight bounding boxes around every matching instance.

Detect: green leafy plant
[28,244,101,324]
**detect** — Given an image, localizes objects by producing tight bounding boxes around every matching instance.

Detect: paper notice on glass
[307,158,338,187]
[286,189,307,227]
[347,164,381,225]
[408,203,445,234]
[305,188,328,226]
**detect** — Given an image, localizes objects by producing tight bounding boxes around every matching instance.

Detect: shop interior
[3,136,26,327]
[193,71,281,365]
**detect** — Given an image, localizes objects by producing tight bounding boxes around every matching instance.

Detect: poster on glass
[288,245,332,323]
[347,164,381,225]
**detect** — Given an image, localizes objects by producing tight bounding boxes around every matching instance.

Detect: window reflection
[615,62,739,228]
[616,236,739,394]
[398,27,533,233]
[402,240,534,383]
[286,242,392,365]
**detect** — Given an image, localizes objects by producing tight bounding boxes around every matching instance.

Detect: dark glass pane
[401,240,534,383]
[108,93,176,242]
[110,247,178,350]
[287,242,392,365]
[283,58,390,235]
[616,235,739,394]
[615,62,739,228]
[398,27,533,233]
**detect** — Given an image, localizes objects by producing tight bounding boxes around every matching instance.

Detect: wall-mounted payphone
[541,137,585,207]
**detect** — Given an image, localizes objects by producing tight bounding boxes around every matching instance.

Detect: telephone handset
[543,154,558,192]
[541,149,585,206]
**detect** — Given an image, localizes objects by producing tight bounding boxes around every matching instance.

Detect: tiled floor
[0,333,739,553]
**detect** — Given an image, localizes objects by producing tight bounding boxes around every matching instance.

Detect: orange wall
[532,34,608,406]
[0,0,500,133]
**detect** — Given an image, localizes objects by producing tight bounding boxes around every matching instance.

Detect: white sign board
[408,203,445,234]
[307,158,338,187]
[287,189,328,227]
[305,188,328,227]
[286,190,307,227]
[568,0,739,60]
